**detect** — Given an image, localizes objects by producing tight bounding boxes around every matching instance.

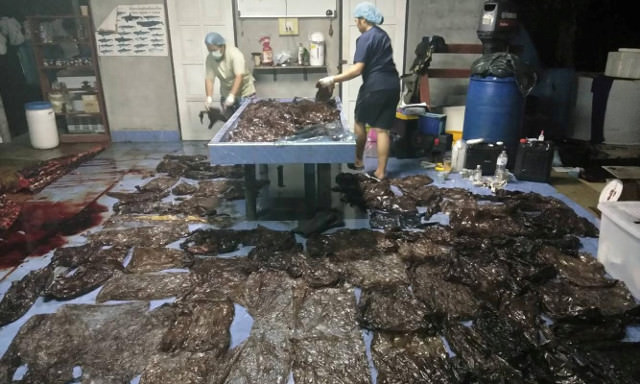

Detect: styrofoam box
[605,48,640,79]
[597,201,640,298]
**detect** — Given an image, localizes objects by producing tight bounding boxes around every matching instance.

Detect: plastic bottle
[259,36,273,66]
[432,137,442,165]
[495,150,508,182]
[538,130,545,141]
[297,43,304,65]
[451,139,468,172]
[473,164,483,183]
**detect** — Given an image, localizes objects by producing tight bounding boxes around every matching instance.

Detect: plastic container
[259,36,273,66]
[451,139,467,172]
[443,105,465,143]
[513,140,554,182]
[418,112,446,135]
[462,76,525,153]
[599,179,640,202]
[309,32,324,66]
[495,149,508,181]
[48,92,65,113]
[597,201,640,298]
[25,101,59,149]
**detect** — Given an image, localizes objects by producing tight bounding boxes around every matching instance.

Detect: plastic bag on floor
[357,286,429,332]
[371,332,461,384]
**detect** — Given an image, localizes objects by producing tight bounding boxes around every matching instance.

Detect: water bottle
[473,164,483,184]
[495,150,508,182]
[451,139,467,172]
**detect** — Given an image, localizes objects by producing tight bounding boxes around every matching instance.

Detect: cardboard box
[82,94,100,113]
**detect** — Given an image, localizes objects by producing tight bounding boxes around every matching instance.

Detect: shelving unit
[27,11,110,143]
[253,65,327,81]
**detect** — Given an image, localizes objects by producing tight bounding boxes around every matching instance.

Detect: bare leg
[353,121,366,168]
[374,128,390,179]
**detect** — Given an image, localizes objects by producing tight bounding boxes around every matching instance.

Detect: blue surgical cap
[353,2,383,25]
[204,32,225,45]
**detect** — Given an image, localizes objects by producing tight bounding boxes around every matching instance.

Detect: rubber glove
[316,76,335,88]
[205,96,214,110]
[223,94,236,109]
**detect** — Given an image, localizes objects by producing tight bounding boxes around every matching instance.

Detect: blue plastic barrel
[462,76,525,151]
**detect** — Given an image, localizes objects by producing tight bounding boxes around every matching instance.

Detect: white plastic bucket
[25,101,59,149]
[309,32,325,66]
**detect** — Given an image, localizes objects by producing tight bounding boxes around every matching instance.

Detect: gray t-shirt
[205,45,256,98]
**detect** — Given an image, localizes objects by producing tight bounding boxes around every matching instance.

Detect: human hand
[223,94,235,109]
[205,96,214,110]
[316,76,335,88]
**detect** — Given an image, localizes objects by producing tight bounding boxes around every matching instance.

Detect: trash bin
[25,101,59,149]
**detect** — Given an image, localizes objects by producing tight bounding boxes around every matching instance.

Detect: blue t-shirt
[354,26,400,93]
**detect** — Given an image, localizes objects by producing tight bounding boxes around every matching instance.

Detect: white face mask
[210,51,223,60]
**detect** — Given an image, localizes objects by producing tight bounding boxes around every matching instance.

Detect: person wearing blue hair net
[204,32,256,113]
[316,2,399,181]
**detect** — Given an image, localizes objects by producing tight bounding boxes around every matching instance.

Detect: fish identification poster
[95,4,168,56]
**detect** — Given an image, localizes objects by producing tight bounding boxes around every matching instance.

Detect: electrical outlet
[278,18,298,36]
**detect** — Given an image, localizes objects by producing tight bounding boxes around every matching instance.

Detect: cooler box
[418,113,446,136]
[597,201,640,298]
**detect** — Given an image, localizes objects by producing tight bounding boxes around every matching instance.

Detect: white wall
[405,0,485,107]
[90,0,179,136]
[234,15,339,99]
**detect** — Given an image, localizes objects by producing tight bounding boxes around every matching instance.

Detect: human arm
[224,49,248,107]
[316,62,365,87]
[205,77,215,108]
[224,74,243,107]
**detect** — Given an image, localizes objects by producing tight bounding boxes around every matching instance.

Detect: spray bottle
[259,36,273,66]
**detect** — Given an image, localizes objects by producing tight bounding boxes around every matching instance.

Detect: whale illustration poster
[95,4,168,56]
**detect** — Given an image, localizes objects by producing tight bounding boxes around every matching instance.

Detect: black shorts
[354,88,400,130]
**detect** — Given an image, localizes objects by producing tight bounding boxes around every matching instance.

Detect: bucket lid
[600,179,624,202]
[470,75,517,83]
[25,101,53,110]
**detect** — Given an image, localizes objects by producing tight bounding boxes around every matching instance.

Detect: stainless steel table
[208,98,354,219]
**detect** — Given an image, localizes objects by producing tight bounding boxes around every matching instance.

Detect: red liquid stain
[0,201,107,269]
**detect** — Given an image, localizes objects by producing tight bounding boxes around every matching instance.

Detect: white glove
[317,76,335,88]
[205,96,214,110]
[223,94,236,108]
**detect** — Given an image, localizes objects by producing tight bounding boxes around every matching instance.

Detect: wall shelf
[56,111,102,117]
[28,9,110,143]
[39,65,94,70]
[252,65,327,81]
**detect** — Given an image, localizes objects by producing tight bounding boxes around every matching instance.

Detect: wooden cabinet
[27,12,109,143]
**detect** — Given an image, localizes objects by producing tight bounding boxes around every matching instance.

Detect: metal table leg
[304,163,317,215]
[244,164,257,220]
[317,163,332,209]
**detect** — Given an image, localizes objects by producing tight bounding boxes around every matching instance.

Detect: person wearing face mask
[204,32,256,113]
[316,2,399,181]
